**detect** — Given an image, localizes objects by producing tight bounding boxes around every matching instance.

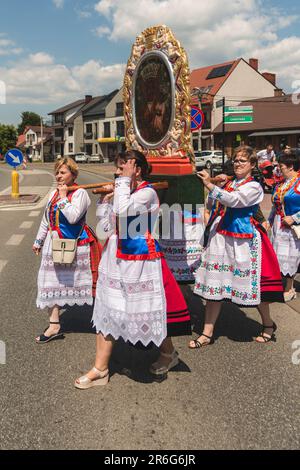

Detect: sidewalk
[0,168,55,210]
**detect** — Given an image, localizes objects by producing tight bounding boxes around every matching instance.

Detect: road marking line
[0,260,8,273]
[29,211,40,217]
[19,221,34,229]
[6,234,25,245]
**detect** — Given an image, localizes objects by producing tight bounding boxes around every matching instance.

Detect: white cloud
[29,52,54,65]
[0,54,124,105]
[93,0,300,91]
[77,10,92,19]
[53,0,64,8]
[94,26,111,37]
[0,35,23,56]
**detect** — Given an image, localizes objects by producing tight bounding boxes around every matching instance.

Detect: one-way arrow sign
[5,148,24,168]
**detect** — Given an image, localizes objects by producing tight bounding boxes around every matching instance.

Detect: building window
[85,123,93,139]
[116,102,124,117]
[85,144,93,155]
[94,123,98,139]
[54,114,63,124]
[55,128,63,138]
[104,122,111,138]
[69,143,73,153]
[68,127,73,137]
[116,120,125,137]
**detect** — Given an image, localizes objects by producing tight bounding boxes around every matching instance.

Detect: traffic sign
[5,148,24,167]
[224,115,253,124]
[191,106,204,131]
[224,106,253,114]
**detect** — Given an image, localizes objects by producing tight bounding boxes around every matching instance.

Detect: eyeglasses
[233,159,249,165]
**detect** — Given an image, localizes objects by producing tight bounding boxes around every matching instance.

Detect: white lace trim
[92,304,167,347]
[37,298,93,309]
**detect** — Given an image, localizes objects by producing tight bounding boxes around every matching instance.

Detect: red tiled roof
[190,59,241,104]
[24,126,53,134]
[16,134,26,147]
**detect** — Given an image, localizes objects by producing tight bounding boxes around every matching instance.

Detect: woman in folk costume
[268,152,300,302]
[33,157,101,343]
[190,146,284,349]
[75,150,191,389]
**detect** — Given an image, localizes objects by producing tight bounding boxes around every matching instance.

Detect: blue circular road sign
[5,148,24,168]
[191,106,204,131]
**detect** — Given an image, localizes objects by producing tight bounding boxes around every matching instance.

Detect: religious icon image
[134,54,173,146]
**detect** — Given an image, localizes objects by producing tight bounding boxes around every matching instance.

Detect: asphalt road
[0,164,299,450]
[0,164,24,192]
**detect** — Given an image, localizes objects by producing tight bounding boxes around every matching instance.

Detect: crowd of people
[32,145,300,388]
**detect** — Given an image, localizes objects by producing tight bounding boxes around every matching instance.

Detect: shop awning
[98,137,125,143]
[249,130,300,137]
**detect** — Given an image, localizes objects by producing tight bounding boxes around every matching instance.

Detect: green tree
[17,111,41,135]
[0,124,18,155]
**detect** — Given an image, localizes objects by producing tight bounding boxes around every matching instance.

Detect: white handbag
[51,237,78,264]
[46,196,84,265]
[291,224,300,240]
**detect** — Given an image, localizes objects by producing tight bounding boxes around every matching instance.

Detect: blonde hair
[54,157,78,179]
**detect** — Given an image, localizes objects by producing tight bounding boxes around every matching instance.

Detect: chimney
[262,72,276,86]
[249,58,258,71]
[85,95,93,103]
[274,88,283,97]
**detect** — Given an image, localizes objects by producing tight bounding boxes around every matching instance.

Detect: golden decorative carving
[123,25,193,160]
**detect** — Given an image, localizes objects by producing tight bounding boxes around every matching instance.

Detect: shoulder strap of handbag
[46,190,85,241]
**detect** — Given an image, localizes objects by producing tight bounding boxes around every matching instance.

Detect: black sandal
[189,333,214,349]
[35,321,64,344]
[256,322,277,343]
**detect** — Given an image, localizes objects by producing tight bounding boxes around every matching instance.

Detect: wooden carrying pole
[92,181,169,194]
[67,182,112,192]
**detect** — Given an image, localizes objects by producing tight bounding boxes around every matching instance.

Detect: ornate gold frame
[123,25,193,159]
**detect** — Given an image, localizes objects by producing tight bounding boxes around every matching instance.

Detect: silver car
[75,152,90,163]
[194,150,228,170]
[87,154,104,163]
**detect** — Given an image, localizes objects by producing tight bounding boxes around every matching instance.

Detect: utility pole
[191,87,204,152]
[40,116,44,163]
[198,99,202,152]
[222,97,225,171]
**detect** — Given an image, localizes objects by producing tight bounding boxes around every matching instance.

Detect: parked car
[194,150,228,170]
[74,152,90,163]
[87,154,104,164]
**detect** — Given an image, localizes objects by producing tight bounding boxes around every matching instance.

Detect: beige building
[97,88,126,161]
[48,97,89,157]
[190,58,279,151]
[69,90,119,157]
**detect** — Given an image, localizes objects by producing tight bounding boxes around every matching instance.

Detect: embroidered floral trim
[115,177,131,189]
[56,198,70,211]
[199,261,251,278]
[210,187,223,201]
[194,230,261,305]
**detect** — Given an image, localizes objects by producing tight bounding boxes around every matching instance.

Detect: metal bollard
[11,169,20,198]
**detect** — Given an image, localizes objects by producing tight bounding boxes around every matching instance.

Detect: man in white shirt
[257,144,276,165]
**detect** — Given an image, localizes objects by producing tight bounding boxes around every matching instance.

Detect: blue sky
[0,0,300,127]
